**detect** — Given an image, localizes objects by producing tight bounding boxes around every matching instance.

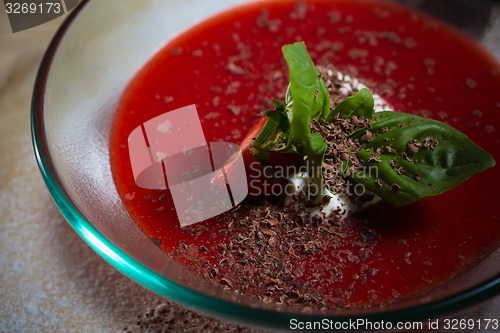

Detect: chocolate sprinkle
[177,202,381,308]
[391,183,401,192]
[414,172,422,182]
[397,167,408,175]
[407,143,419,156]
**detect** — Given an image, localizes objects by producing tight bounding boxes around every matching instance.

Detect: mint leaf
[349,111,496,206]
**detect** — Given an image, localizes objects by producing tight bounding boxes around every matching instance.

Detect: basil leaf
[272,98,286,109]
[252,42,329,162]
[285,84,292,105]
[310,132,327,156]
[258,100,290,134]
[284,74,330,123]
[312,74,330,120]
[349,111,496,206]
[252,118,278,149]
[282,42,316,153]
[347,126,368,138]
[326,88,374,122]
[282,42,330,154]
[252,99,289,157]
[339,148,351,175]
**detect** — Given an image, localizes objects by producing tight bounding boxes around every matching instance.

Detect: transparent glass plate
[32,0,500,330]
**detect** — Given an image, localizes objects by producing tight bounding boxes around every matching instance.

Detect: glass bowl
[32,0,500,330]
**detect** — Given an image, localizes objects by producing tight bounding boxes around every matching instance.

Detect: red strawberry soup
[110,0,500,308]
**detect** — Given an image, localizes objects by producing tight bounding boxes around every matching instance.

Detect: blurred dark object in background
[395,0,498,38]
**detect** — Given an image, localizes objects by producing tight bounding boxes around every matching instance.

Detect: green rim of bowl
[31,0,500,330]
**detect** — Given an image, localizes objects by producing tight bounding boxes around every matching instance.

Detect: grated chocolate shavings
[368,154,382,163]
[170,65,410,311]
[397,167,408,175]
[360,131,373,142]
[309,65,378,195]
[407,143,419,155]
[390,183,401,192]
[423,136,439,150]
[172,200,381,309]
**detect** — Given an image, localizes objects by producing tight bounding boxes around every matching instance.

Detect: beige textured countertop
[0,6,499,333]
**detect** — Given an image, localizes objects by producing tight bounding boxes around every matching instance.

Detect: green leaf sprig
[252,42,330,196]
[349,111,496,206]
[252,42,496,206]
[325,88,374,122]
[252,42,330,157]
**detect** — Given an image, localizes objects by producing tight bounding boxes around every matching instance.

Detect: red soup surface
[110,0,500,307]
